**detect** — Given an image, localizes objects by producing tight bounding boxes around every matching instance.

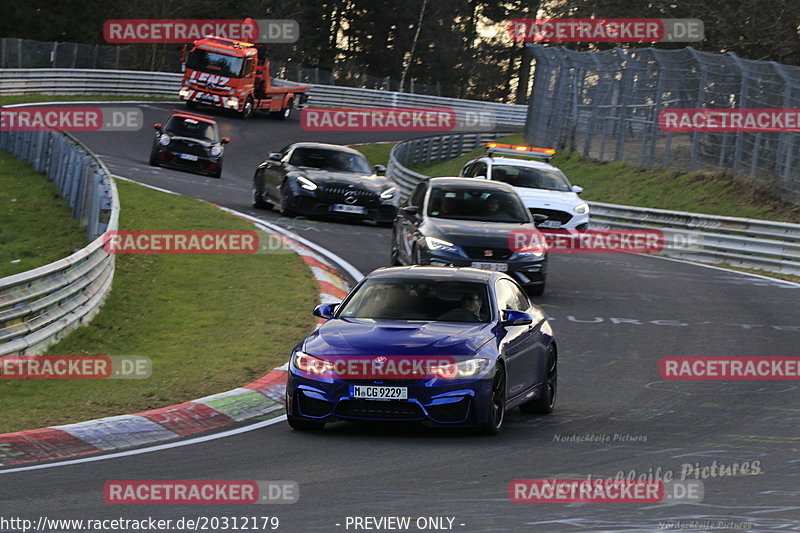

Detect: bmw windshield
[338,279,492,323]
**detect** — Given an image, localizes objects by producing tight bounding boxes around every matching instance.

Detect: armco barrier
[386,132,800,276]
[0,130,119,356]
[0,69,527,126]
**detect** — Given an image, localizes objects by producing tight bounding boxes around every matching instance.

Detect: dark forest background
[1,0,798,102]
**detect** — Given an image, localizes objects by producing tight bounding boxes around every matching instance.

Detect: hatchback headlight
[210,145,222,157]
[424,236,461,255]
[573,202,589,215]
[158,135,170,146]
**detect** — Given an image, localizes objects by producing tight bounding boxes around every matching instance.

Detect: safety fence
[0,69,527,127]
[387,132,800,276]
[525,45,800,205]
[0,130,119,355]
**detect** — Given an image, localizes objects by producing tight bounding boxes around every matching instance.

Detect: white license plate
[470,262,508,271]
[538,220,561,229]
[179,153,199,161]
[331,204,366,215]
[351,385,407,400]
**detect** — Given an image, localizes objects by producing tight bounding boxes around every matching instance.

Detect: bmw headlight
[293,351,334,376]
[380,186,396,200]
[431,358,487,379]
[573,202,589,215]
[210,145,222,157]
[158,135,171,146]
[424,236,461,255]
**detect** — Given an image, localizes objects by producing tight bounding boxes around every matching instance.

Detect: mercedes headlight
[210,145,222,157]
[297,176,318,191]
[573,202,589,215]
[158,135,171,146]
[431,358,487,379]
[380,186,396,200]
[424,236,461,255]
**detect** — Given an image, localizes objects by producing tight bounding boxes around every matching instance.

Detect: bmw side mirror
[572,185,584,194]
[221,137,231,144]
[313,303,339,319]
[500,309,533,327]
[269,152,282,162]
[532,214,548,227]
[374,164,386,175]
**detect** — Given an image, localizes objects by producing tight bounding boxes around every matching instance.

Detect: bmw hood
[292,169,396,193]
[303,319,495,357]
[513,187,583,211]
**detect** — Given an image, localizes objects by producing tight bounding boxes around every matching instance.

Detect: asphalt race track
[2,103,799,532]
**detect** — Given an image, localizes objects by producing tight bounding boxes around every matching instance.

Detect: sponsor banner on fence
[1,106,143,132]
[508,18,703,43]
[103,19,299,44]
[104,480,298,504]
[660,357,800,380]
[0,356,151,379]
[659,108,800,132]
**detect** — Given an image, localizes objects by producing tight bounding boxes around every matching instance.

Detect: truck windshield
[186,49,244,78]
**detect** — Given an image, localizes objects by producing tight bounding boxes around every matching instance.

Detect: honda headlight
[573,202,589,215]
[210,145,222,157]
[297,176,318,191]
[158,135,171,146]
[431,358,487,379]
[380,186,396,200]
[424,236,461,255]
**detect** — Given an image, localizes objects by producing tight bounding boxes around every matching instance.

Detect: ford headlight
[380,187,396,200]
[158,135,170,146]
[210,145,222,157]
[424,236,461,255]
[573,202,589,215]
[297,176,318,191]
[431,358,487,379]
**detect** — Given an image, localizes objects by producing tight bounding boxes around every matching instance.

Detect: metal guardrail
[0,130,119,355]
[386,132,800,277]
[0,69,527,126]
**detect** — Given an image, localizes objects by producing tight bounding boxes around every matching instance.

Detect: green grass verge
[0,94,174,106]
[0,151,86,278]
[0,180,317,433]
[354,133,800,223]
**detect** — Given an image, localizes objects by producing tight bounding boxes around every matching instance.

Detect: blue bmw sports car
[285,266,557,434]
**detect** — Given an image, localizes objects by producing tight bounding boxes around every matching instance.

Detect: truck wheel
[240,97,254,119]
[272,99,293,121]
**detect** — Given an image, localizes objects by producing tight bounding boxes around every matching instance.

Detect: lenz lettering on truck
[179,36,309,120]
